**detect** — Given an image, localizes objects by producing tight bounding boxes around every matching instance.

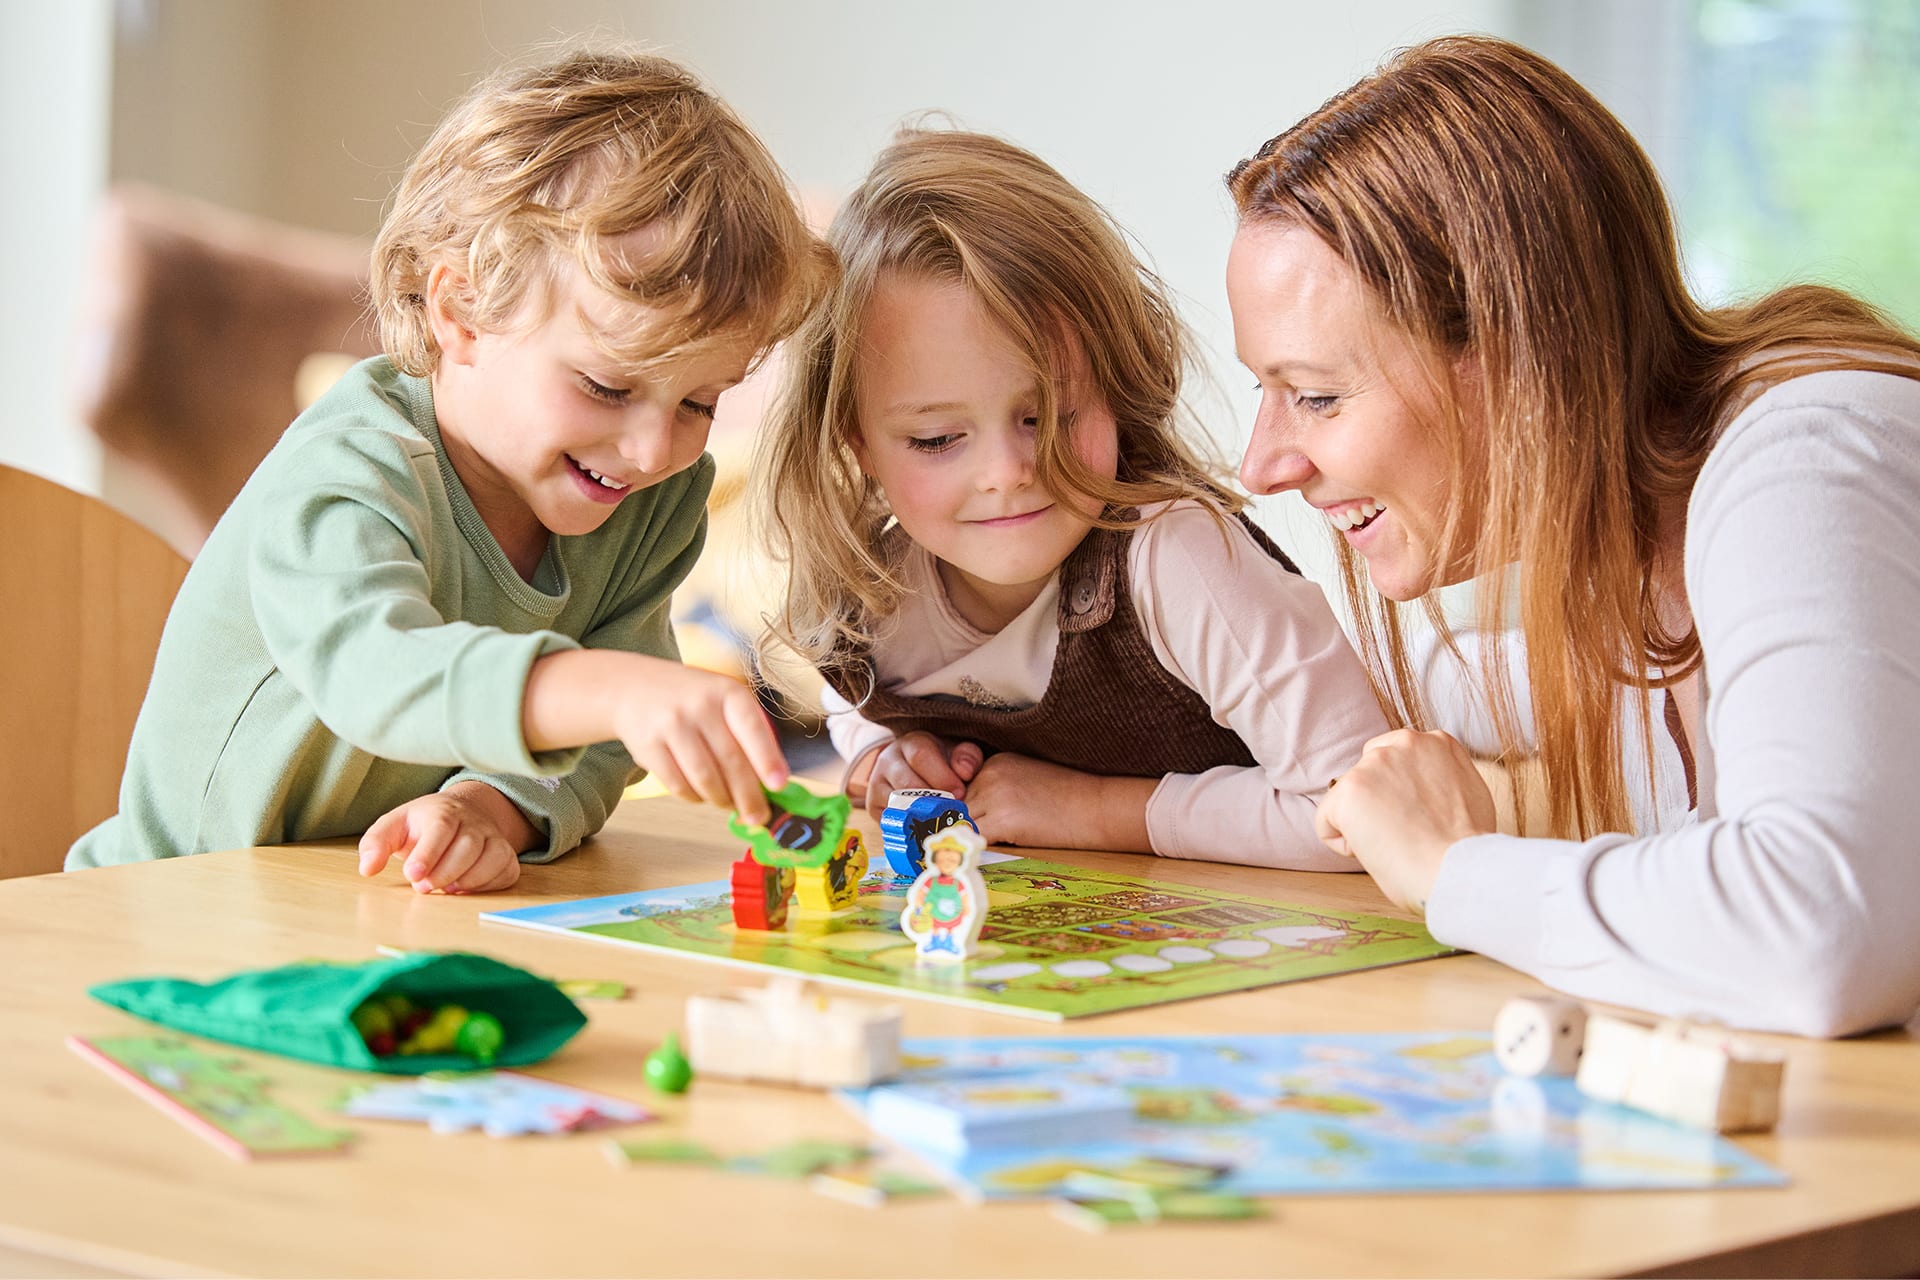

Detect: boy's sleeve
[444,460,715,862]
[249,432,587,778]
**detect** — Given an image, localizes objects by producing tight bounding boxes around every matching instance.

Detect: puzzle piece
[69,1035,352,1160]
[810,1167,946,1206]
[335,1071,649,1137]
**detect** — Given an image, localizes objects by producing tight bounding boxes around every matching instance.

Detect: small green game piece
[643,1032,694,1094]
[727,782,851,871]
[454,1011,505,1065]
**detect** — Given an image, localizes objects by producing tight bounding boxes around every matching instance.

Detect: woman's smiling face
[1228,222,1479,601]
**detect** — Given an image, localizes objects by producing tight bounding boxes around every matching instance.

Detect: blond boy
[70,51,831,891]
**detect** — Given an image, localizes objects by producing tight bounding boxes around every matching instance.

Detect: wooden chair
[0,465,189,878]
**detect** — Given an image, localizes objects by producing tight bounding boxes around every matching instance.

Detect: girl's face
[1227,223,1478,602]
[853,273,1119,633]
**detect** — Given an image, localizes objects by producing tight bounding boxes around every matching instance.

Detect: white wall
[623,0,1513,584]
[0,0,114,491]
[87,0,1515,581]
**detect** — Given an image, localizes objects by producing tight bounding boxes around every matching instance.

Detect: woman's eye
[578,374,630,404]
[906,433,960,453]
[1296,393,1339,414]
[679,398,718,420]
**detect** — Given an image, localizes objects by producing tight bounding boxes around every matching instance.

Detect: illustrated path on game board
[483,858,1455,1020]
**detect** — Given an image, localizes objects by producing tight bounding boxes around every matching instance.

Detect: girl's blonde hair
[1227,35,1920,838]
[753,128,1238,697]
[371,48,833,376]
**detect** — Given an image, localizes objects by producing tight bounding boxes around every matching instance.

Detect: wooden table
[2,798,1916,1279]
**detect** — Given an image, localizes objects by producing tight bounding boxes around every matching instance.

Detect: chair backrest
[0,465,189,878]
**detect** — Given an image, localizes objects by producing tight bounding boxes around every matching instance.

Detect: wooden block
[684,976,903,1089]
[1575,1013,1785,1133]
[1494,996,1588,1077]
[792,831,868,914]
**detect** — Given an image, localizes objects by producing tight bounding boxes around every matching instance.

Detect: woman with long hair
[1226,35,1920,1036]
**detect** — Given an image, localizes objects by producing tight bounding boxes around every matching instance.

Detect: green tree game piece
[727,782,850,871]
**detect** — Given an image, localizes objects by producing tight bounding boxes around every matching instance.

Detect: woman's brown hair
[1227,34,1920,837]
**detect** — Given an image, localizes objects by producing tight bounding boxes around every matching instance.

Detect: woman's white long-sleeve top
[1426,367,1920,1037]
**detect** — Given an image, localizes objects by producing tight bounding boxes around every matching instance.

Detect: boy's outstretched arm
[521,649,788,827]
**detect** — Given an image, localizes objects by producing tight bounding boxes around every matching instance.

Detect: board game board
[481,857,1453,1020]
[838,1035,1788,1198]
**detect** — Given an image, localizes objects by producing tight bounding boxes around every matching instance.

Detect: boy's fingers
[459,846,522,894]
[722,693,789,792]
[428,832,485,893]
[357,809,410,877]
[403,817,456,888]
[708,725,773,827]
[643,750,697,806]
[665,729,730,810]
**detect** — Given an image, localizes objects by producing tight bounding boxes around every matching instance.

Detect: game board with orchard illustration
[481,857,1455,1020]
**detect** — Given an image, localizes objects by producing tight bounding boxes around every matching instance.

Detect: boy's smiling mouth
[565,454,633,503]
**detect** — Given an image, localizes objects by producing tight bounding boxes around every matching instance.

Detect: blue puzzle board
[838,1034,1787,1199]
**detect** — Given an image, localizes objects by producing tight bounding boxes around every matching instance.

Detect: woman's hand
[965,753,1155,852]
[1315,729,1496,914]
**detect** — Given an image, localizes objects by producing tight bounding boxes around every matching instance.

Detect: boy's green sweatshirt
[68,357,712,869]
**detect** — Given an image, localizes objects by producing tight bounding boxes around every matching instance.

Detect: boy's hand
[520,649,789,825]
[965,753,1154,853]
[864,731,983,822]
[607,662,789,826]
[358,782,538,894]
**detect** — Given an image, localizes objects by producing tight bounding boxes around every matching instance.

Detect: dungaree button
[1070,581,1097,614]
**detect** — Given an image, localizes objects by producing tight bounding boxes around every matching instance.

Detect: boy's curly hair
[371,48,833,375]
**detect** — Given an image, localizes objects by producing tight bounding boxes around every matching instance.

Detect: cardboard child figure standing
[901,827,987,962]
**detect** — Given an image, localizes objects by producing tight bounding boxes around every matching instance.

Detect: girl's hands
[965,753,1154,852]
[358,781,537,894]
[862,731,984,822]
[1314,729,1497,915]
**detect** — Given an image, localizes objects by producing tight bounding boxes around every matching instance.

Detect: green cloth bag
[87,952,586,1075]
